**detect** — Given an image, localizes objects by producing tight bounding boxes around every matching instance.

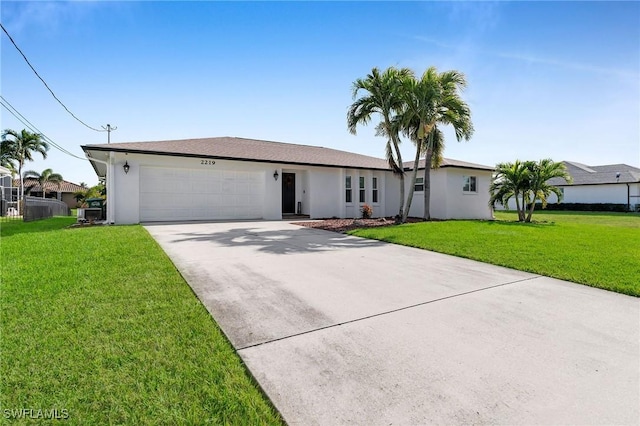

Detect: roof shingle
[403,158,494,171]
[549,161,640,185]
[83,136,493,171]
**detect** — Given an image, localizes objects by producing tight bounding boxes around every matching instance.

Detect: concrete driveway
[145,220,639,425]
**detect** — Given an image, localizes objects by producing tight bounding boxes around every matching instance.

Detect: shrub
[361,204,373,219]
[532,203,630,212]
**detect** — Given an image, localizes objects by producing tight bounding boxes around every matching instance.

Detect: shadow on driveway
[166,225,386,255]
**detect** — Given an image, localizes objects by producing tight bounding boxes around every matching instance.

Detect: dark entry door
[282,173,296,214]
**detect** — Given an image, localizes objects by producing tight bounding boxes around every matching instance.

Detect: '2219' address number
[200,160,216,165]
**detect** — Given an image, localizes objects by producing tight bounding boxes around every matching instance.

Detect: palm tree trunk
[18,161,24,214]
[526,196,536,222]
[402,140,422,223]
[514,192,522,222]
[423,146,433,220]
[390,132,405,220]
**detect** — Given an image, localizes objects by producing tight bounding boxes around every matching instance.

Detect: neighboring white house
[547,162,640,210]
[81,136,494,224]
[0,165,14,216]
[497,161,640,211]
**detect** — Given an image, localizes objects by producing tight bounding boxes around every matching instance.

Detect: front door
[282,173,296,214]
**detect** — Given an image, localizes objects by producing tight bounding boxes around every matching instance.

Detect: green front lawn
[1,218,282,424]
[349,211,640,296]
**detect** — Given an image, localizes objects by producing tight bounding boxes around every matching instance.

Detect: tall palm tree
[1,139,17,176]
[489,160,533,222]
[23,168,63,198]
[348,67,414,219]
[524,159,572,222]
[399,68,474,221]
[1,129,49,205]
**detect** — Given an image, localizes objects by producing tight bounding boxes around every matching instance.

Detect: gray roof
[549,161,640,186]
[403,158,494,171]
[83,136,493,172]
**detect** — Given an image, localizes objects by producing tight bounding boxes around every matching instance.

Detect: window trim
[345,175,352,203]
[372,177,379,204]
[463,175,477,193]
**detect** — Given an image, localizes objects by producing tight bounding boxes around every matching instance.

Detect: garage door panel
[139,166,264,222]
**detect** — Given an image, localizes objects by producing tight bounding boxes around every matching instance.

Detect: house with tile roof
[13,178,87,209]
[81,136,494,224]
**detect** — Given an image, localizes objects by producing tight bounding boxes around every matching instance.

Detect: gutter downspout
[84,153,114,224]
[627,183,631,212]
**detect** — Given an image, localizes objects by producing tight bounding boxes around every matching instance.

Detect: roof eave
[80,145,392,172]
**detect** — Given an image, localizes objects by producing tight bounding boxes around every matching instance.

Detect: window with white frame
[359,176,365,203]
[414,177,424,192]
[372,177,379,203]
[463,176,477,193]
[345,176,352,203]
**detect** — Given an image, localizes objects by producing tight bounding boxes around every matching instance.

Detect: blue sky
[2,1,639,186]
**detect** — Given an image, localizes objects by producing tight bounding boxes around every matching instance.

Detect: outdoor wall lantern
[123,161,130,174]
[273,170,279,181]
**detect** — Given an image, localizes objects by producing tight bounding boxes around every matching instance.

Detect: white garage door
[140,166,264,221]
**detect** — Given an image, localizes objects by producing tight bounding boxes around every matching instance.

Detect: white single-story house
[497,161,640,211]
[547,162,640,210]
[81,136,494,224]
[0,165,14,216]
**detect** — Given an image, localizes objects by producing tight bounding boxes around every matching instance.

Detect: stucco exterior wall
[308,167,341,218]
[402,168,493,220]
[106,151,494,224]
[444,168,494,219]
[551,184,630,204]
[384,174,402,218]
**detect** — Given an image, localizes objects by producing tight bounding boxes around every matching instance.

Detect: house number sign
[200,160,216,165]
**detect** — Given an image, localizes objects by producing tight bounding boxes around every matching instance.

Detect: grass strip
[1,218,282,424]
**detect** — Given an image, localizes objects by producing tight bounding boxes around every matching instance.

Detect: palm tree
[489,160,533,222]
[73,190,87,204]
[23,168,63,198]
[399,68,474,221]
[1,129,49,205]
[524,159,572,222]
[348,67,414,220]
[1,139,17,176]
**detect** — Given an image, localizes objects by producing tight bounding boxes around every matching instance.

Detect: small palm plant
[23,168,63,198]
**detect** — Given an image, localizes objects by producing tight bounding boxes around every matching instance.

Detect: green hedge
[533,203,631,212]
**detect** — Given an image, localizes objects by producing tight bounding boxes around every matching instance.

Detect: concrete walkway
[145,220,639,425]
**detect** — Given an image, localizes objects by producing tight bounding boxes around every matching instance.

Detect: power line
[1,22,105,133]
[0,96,85,160]
[0,96,88,161]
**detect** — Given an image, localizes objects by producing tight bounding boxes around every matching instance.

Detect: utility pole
[102,124,117,144]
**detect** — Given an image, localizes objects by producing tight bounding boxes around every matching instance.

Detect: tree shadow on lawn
[167,226,386,255]
[489,219,556,228]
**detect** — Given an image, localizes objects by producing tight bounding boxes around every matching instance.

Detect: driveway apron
[145,221,639,425]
